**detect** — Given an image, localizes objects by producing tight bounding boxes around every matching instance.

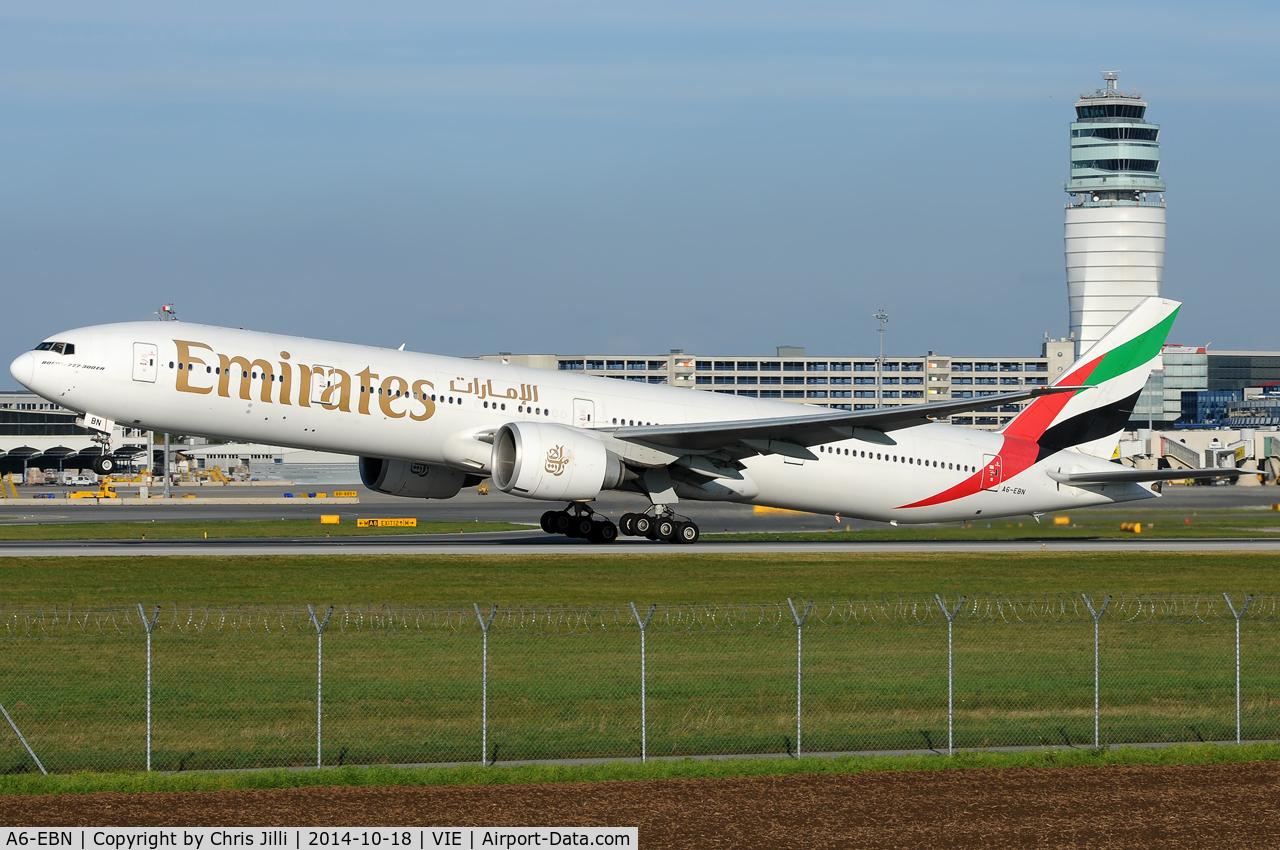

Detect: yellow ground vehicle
[69,483,118,499]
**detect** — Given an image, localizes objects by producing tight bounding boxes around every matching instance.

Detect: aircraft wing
[606,385,1083,458]
[1047,467,1254,485]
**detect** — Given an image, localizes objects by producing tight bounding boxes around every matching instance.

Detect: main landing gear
[618,509,700,544]
[539,505,701,544]
[540,504,619,544]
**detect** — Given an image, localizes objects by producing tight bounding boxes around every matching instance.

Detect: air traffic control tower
[1065,71,1166,356]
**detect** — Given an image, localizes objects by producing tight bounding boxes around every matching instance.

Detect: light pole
[874,309,889,409]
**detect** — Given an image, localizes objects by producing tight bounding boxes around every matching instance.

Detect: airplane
[8,297,1244,543]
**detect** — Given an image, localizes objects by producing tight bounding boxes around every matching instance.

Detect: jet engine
[359,456,471,499]
[491,422,627,501]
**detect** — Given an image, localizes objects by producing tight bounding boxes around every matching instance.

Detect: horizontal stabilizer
[1047,467,1253,485]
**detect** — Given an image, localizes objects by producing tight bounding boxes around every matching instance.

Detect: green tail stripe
[1084,307,1180,387]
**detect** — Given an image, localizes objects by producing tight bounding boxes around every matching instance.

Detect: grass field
[723,506,1280,541]
[2,742,1278,796]
[0,519,528,540]
[0,552,1278,774]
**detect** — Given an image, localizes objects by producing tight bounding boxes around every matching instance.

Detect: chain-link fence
[0,594,1277,774]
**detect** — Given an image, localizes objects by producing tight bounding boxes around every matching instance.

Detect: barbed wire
[0,594,1275,638]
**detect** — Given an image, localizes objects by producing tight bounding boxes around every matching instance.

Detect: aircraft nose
[9,352,35,389]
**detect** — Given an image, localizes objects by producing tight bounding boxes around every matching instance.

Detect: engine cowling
[359,457,469,499]
[491,422,625,501]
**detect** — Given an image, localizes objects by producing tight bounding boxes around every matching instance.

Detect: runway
[3,533,1279,556]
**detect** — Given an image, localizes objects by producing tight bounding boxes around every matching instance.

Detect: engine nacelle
[491,422,625,501]
[359,457,469,499]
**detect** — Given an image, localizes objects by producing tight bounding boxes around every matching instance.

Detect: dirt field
[2,763,1278,848]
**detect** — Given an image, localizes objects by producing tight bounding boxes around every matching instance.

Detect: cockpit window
[34,342,54,351]
[33,342,74,354]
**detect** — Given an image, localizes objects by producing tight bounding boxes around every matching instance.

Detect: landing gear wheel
[540,510,559,534]
[569,516,594,538]
[587,521,618,544]
[92,456,114,476]
[552,512,574,534]
[619,513,637,536]
[674,521,700,544]
[633,515,652,537]
[654,518,677,541]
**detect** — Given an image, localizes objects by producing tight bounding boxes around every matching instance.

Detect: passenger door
[132,343,158,383]
[310,367,334,405]
[573,398,595,428]
[981,454,1003,490]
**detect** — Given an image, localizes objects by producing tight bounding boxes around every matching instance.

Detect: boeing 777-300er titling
[8,297,1242,543]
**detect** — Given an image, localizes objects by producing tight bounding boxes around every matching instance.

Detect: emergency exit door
[310,367,335,405]
[573,398,595,427]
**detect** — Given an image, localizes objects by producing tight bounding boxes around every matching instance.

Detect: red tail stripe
[897,435,1040,510]
[1001,354,1105,442]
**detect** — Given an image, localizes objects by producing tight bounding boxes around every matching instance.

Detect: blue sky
[3,1,1277,385]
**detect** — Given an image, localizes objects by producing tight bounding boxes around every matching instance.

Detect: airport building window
[586,360,604,370]
[903,377,924,385]
[696,361,712,371]
[714,376,734,385]
[713,361,735,371]
[760,390,781,398]
[737,361,758,371]
[902,391,924,398]
[759,376,781,385]
[648,361,666,371]
[882,391,900,398]
[737,390,758,398]
[806,362,827,372]
[882,377,899,385]
[830,376,851,385]
[626,376,645,382]
[647,376,665,384]
[1000,362,1022,372]
[696,376,712,385]
[806,377,827,385]
[831,362,851,371]
[882,362,899,372]
[975,362,998,372]
[976,377,998,385]
[854,362,876,372]
[607,360,625,370]
[953,377,973,385]
[854,377,876,385]
[558,360,585,370]
[854,391,876,398]
[759,361,781,371]
[1000,377,1020,385]
[783,376,804,385]
[783,390,804,398]
[952,363,973,372]
[783,361,805,371]
[627,360,646,370]
[902,363,923,372]
[737,376,757,385]
[953,391,973,398]
[855,404,875,410]
[1025,377,1047,385]
[830,390,852,398]
[807,390,828,398]
[1026,363,1048,372]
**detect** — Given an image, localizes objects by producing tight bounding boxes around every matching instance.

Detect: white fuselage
[11,322,1154,522]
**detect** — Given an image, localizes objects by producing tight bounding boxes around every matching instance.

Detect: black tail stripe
[1035,390,1143,461]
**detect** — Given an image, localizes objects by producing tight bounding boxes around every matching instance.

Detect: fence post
[1223,592,1254,745]
[786,598,814,757]
[136,603,160,771]
[629,603,657,762]
[933,594,965,756]
[307,604,334,769]
[0,703,46,775]
[473,603,498,765]
[1080,593,1112,749]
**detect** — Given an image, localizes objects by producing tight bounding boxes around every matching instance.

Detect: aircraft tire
[570,516,594,538]
[92,456,114,475]
[674,521,700,544]
[633,515,652,537]
[655,518,677,541]
[540,511,559,534]
[552,511,574,534]
[588,521,618,544]
[618,514,637,536]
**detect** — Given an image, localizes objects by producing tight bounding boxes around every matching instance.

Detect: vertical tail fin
[1003,298,1179,459]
